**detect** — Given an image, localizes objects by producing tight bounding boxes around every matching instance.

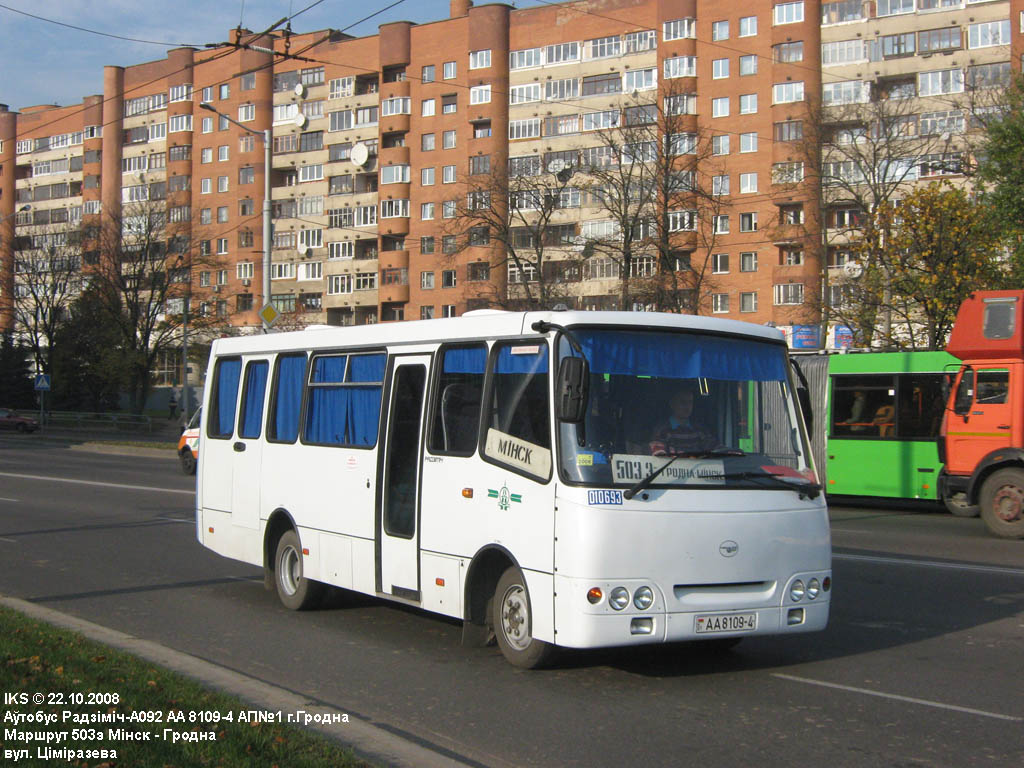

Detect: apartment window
[442,236,457,254]
[663,18,695,41]
[469,155,490,175]
[712,20,729,40]
[380,199,410,218]
[471,85,491,104]
[420,306,436,320]
[443,130,456,149]
[298,164,323,182]
[510,47,543,70]
[421,98,436,117]
[217,239,229,256]
[740,252,758,272]
[969,20,1010,49]
[821,0,863,24]
[664,56,697,79]
[422,133,436,151]
[582,73,622,96]
[239,166,255,185]
[712,135,730,155]
[712,253,729,274]
[328,275,353,295]
[738,55,758,76]
[420,236,435,254]
[441,94,457,114]
[422,65,436,83]
[421,202,435,220]
[667,210,696,232]
[240,135,255,153]
[238,104,255,122]
[241,73,256,91]
[421,271,435,289]
[773,81,805,103]
[739,174,758,194]
[584,35,621,59]
[381,164,410,184]
[919,68,964,96]
[712,294,730,314]
[421,167,435,186]
[199,206,211,223]
[219,115,230,130]
[299,230,323,249]
[665,93,697,115]
[781,249,804,266]
[876,0,913,16]
[774,120,803,142]
[738,133,757,153]
[918,27,961,54]
[328,241,354,260]
[968,62,1011,91]
[774,283,804,305]
[713,59,730,79]
[381,97,411,116]
[739,16,758,37]
[443,165,457,183]
[823,80,870,106]
[739,292,756,311]
[509,119,541,140]
[623,68,657,92]
[442,270,457,288]
[781,204,804,225]
[469,50,491,69]
[713,175,730,196]
[443,61,456,79]
[740,211,758,231]
[442,200,456,218]
[168,115,192,132]
[355,106,378,125]
[773,41,803,63]
[774,2,804,24]
[329,110,353,132]
[713,215,730,234]
[712,97,729,117]
[739,94,758,114]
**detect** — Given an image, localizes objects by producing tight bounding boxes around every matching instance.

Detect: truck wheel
[494,567,553,669]
[942,490,979,518]
[274,530,325,610]
[979,468,1024,539]
[179,449,197,475]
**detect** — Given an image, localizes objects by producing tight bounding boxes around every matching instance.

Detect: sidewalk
[4,415,183,459]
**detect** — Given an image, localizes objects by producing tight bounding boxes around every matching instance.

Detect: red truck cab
[940,291,1024,538]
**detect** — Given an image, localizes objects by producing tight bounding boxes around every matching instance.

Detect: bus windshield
[557,329,816,491]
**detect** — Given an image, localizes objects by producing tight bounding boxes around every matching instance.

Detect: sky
[0,0,545,112]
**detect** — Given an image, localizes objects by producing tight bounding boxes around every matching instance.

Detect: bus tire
[942,490,979,518]
[494,567,553,669]
[274,530,325,610]
[979,468,1024,539]
[179,449,197,475]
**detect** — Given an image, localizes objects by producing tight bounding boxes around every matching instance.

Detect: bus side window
[268,353,307,443]
[489,342,550,449]
[428,344,486,455]
[208,357,242,439]
[238,360,269,439]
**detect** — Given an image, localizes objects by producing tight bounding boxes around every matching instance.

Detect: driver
[649,386,714,456]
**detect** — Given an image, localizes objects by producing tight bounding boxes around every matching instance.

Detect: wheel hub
[501,585,530,651]
[992,484,1024,523]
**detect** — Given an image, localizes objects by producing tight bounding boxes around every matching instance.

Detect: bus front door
[377,355,429,601]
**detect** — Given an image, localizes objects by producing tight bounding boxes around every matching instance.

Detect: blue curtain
[272,354,306,442]
[307,388,348,444]
[349,353,386,382]
[239,361,269,439]
[214,358,241,437]
[496,344,548,374]
[443,346,487,374]
[348,387,383,445]
[574,330,786,382]
[312,355,346,383]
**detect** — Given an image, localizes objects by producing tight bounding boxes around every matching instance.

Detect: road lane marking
[834,552,1024,577]
[0,471,193,496]
[0,537,16,543]
[773,673,1023,722]
[0,497,19,502]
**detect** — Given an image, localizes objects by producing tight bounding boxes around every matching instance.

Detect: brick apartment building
[2,0,1022,359]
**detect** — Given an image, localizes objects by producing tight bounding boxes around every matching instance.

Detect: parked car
[178,407,201,474]
[0,408,39,433]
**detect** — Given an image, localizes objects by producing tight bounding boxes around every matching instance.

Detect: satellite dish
[843,261,864,279]
[293,114,307,128]
[547,158,566,174]
[294,83,306,98]
[350,142,369,167]
[298,245,311,257]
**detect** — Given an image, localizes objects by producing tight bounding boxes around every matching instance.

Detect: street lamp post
[199,103,272,332]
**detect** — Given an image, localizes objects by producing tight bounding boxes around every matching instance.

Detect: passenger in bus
[839,390,869,432]
[649,386,714,456]
[871,403,895,436]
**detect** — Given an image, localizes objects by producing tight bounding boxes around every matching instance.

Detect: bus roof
[209,311,786,357]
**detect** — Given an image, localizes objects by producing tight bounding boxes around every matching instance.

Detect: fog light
[609,587,629,611]
[822,576,831,592]
[787,608,805,626]
[807,578,820,600]
[633,586,654,610]
[790,579,805,602]
[587,587,603,605]
[630,617,654,635]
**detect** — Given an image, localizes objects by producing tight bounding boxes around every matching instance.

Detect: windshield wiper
[689,447,747,458]
[721,471,822,500]
[623,455,682,500]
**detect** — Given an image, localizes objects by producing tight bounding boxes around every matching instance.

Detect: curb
[0,596,474,768]
[0,433,177,459]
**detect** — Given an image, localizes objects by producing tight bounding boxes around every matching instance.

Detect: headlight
[807,578,820,600]
[790,579,805,602]
[633,586,654,610]
[609,587,630,611]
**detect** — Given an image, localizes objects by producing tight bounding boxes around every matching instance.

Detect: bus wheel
[980,469,1024,539]
[179,449,196,475]
[942,491,979,518]
[494,567,553,669]
[274,530,324,610]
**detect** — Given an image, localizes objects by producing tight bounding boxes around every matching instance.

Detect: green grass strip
[0,605,374,767]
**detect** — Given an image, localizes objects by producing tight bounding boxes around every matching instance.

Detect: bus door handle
[233,442,246,452]
[998,424,1011,430]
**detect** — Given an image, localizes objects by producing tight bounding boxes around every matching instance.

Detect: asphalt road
[0,436,1021,767]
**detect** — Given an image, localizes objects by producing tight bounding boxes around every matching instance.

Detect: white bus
[197,310,831,667]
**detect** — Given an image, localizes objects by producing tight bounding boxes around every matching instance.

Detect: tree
[853,183,1005,349]
[449,157,586,310]
[793,93,966,346]
[10,222,85,374]
[0,335,35,408]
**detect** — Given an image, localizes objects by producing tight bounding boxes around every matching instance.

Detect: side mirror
[952,367,974,417]
[556,356,590,423]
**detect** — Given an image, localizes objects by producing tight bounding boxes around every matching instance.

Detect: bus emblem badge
[487,483,522,512]
[719,540,739,557]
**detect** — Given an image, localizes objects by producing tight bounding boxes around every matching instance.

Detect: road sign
[259,303,280,327]
[34,374,51,391]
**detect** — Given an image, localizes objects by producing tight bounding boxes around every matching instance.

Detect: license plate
[694,612,757,634]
